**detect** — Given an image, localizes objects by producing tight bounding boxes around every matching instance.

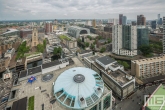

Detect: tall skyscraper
[163,17,165,54]
[119,14,123,25]
[158,14,160,20]
[122,16,127,25]
[45,21,52,35]
[151,20,157,29]
[137,26,149,48]
[92,19,96,28]
[112,25,122,55]
[160,18,163,25]
[137,15,146,25]
[112,25,137,56]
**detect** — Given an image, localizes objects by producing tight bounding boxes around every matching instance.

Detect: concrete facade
[131,55,165,78]
[112,25,137,56]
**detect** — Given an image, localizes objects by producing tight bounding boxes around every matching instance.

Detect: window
[104,95,111,109]
[34,33,36,36]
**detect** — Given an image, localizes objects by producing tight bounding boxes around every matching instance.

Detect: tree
[122,61,130,69]
[139,45,152,55]
[107,38,112,43]
[37,44,44,53]
[85,42,89,47]
[87,35,92,40]
[43,39,47,48]
[53,47,62,56]
[90,44,95,50]
[100,47,106,53]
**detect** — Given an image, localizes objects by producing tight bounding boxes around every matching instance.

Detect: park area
[59,35,71,41]
[28,96,34,110]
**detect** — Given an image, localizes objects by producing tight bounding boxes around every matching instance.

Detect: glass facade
[103,95,111,109]
[90,104,97,110]
[122,25,131,50]
[137,27,149,48]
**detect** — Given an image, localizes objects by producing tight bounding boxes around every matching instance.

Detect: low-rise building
[0,57,10,73]
[131,55,165,78]
[0,29,20,37]
[4,48,15,60]
[84,55,135,99]
[59,35,77,49]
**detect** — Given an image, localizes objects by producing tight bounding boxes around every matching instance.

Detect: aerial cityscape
[0,0,165,110]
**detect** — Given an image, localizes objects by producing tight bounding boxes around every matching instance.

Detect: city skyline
[0,0,165,20]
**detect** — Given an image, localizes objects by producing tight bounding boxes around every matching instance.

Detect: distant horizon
[0,19,160,22]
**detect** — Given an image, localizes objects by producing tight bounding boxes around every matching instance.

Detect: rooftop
[54,67,104,109]
[132,55,165,64]
[1,29,19,35]
[11,97,27,110]
[96,56,116,65]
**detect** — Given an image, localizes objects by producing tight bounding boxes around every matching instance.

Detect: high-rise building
[92,19,96,28]
[112,25,122,55]
[122,16,127,25]
[158,14,160,20]
[160,18,163,25]
[163,17,165,54]
[137,15,146,25]
[112,25,137,56]
[151,20,157,29]
[45,21,52,35]
[108,19,119,25]
[119,14,123,25]
[137,26,149,48]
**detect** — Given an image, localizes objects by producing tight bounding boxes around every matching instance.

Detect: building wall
[137,15,146,25]
[131,55,165,78]
[20,30,32,38]
[112,25,122,55]
[151,20,157,29]
[42,62,69,74]
[163,17,165,54]
[0,57,10,71]
[119,14,123,25]
[137,26,149,47]
[45,22,53,34]
[31,28,39,47]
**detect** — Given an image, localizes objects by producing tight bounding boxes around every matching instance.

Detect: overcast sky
[0,0,165,20]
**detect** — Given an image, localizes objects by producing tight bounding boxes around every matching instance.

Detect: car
[1,97,8,102]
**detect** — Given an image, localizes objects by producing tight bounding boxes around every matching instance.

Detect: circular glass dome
[53,67,104,109]
[42,73,53,82]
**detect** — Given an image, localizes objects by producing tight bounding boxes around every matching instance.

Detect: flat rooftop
[19,66,42,78]
[132,55,165,64]
[108,69,133,86]
[11,97,27,110]
[96,56,116,65]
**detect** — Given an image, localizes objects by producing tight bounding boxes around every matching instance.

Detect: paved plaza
[6,57,84,110]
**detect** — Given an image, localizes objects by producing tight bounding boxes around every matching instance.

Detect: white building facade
[112,25,138,56]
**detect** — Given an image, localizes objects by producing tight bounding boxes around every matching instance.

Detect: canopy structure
[27,76,36,84]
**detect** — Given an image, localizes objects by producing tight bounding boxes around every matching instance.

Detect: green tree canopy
[53,47,62,56]
[90,44,95,50]
[139,45,152,55]
[85,42,89,47]
[100,47,106,53]
[107,38,112,43]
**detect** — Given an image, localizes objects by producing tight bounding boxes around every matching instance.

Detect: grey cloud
[0,0,165,20]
